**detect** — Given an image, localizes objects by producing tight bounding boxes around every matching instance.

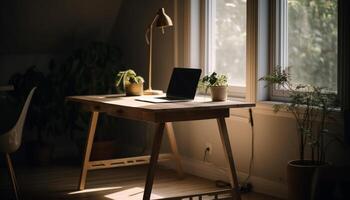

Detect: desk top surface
[67,95,255,122]
[67,94,255,112]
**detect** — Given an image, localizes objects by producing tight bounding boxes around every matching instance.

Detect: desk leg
[78,111,99,190]
[217,117,242,200]
[143,123,165,200]
[165,122,184,178]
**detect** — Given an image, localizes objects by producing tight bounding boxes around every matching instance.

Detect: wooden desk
[67,95,255,200]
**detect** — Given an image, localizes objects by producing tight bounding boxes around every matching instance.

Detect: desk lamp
[144,8,173,95]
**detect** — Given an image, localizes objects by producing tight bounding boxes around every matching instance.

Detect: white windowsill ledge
[254,101,343,120]
[196,95,342,122]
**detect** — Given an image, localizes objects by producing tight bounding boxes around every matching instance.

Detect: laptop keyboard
[156,96,186,100]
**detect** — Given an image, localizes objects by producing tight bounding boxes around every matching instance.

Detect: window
[205,0,247,97]
[273,0,338,96]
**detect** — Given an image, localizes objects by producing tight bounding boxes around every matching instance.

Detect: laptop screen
[166,68,202,99]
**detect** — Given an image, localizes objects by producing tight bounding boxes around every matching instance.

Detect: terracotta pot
[287,160,328,200]
[210,86,227,101]
[125,83,143,96]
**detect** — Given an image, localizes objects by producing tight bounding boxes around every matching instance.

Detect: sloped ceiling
[0,0,123,53]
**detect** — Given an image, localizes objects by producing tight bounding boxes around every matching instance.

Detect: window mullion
[246,0,258,102]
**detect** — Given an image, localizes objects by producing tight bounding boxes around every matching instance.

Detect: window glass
[286,0,337,92]
[207,0,247,87]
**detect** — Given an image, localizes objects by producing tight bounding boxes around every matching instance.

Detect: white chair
[0,87,36,200]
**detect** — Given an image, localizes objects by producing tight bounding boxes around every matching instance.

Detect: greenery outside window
[271,0,338,99]
[205,0,248,98]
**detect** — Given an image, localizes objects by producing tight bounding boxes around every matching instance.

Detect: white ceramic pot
[125,83,143,96]
[210,86,227,101]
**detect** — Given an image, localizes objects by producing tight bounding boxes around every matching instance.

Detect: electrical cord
[243,108,255,183]
[215,108,255,193]
[239,108,255,193]
[203,147,210,162]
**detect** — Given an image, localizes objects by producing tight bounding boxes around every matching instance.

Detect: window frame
[269,0,289,101]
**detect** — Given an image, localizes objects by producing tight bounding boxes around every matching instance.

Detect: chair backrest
[14,87,36,134]
[0,87,36,153]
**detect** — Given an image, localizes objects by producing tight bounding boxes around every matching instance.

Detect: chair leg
[6,153,20,200]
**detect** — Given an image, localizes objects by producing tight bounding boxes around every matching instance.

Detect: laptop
[135,67,202,103]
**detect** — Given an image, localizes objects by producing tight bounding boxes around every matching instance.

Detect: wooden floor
[0,164,281,200]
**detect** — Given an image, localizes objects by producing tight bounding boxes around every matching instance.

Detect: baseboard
[160,157,287,199]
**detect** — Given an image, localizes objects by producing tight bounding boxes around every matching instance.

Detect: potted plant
[9,66,58,165]
[115,69,144,96]
[199,72,228,101]
[8,42,124,164]
[260,66,339,200]
[59,42,123,161]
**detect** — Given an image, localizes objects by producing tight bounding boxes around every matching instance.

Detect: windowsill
[253,101,294,118]
[254,100,343,120]
[226,100,289,120]
[196,92,246,100]
[195,94,249,119]
[197,95,343,121]
[196,94,246,101]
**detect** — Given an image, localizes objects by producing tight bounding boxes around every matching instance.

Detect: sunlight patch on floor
[104,187,164,200]
[68,186,122,194]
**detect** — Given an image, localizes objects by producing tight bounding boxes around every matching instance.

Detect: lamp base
[143,89,163,95]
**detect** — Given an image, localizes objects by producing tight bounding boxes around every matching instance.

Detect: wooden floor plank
[0,164,280,200]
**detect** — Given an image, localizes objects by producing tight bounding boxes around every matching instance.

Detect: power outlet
[205,143,212,155]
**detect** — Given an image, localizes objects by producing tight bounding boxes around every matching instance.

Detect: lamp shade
[156,8,173,28]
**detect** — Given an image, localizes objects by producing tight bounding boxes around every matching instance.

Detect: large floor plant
[260,67,338,163]
[260,66,339,200]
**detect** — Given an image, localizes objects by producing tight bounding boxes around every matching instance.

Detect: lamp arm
[148,26,153,90]
[145,14,159,44]
[145,28,150,45]
[150,14,159,28]
[145,14,159,45]
[145,14,159,91]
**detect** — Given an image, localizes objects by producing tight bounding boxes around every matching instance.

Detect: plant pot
[210,86,227,101]
[125,83,143,96]
[287,160,329,200]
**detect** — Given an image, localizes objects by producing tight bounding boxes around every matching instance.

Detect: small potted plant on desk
[260,66,339,200]
[115,69,144,96]
[199,72,228,101]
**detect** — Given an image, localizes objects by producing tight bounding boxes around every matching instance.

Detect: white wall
[168,108,298,198]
